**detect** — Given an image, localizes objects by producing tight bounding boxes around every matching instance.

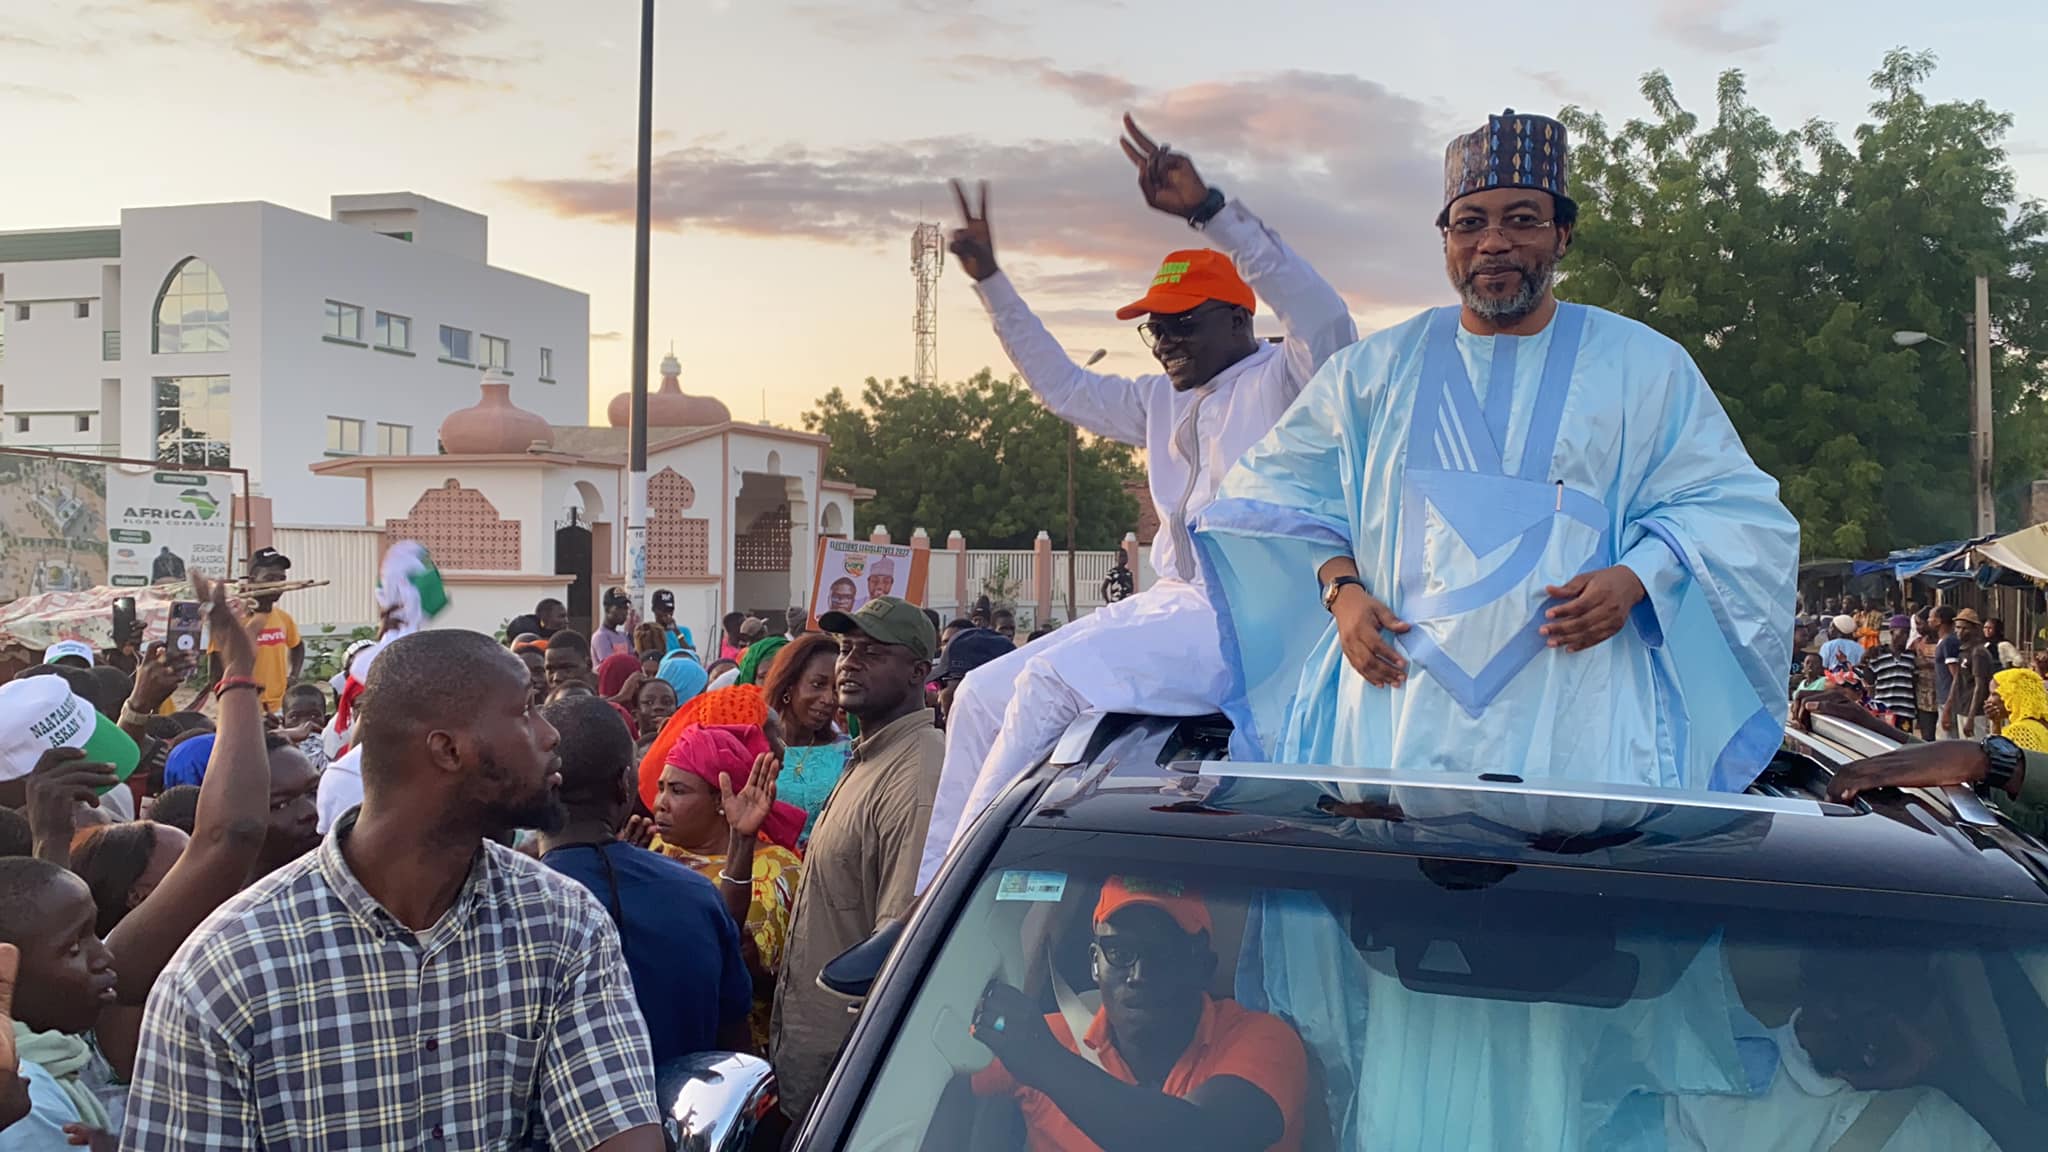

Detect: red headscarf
[636,684,770,810]
[596,652,641,698]
[661,723,805,851]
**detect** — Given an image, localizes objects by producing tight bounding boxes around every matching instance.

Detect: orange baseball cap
[1094,874,1214,937]
[1114,250,1256,321]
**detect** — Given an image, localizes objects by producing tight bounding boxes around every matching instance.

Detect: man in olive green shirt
[1828,738,2048,839]
[770,597,943,1123]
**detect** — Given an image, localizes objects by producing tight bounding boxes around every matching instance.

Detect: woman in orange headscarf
[636,683,772,810]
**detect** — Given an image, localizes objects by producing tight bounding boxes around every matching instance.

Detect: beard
[474,749,567,836]
[1456,251,1558,325]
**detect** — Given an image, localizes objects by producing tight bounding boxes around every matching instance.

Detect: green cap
[819,596,936,660]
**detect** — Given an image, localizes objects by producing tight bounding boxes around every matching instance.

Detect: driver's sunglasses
[1139,304,1226,348]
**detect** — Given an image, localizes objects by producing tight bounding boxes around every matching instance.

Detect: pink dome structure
[439,370,553,454]
[607,352,730,428]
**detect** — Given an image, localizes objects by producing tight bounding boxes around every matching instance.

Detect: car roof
[1016,715,2048,906]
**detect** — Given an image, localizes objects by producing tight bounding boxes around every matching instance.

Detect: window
[540,346,555,381]
[12,415,26,434]
[377,422,412,455]
[379,231,413,243]
[480,334,509,370]
[75,301,90,319]
[439,325,472,363]
[153,258,229,353]
[375,311,410,351]
[14,304,28,321]
[154,375,231,468]
[325,416,363,455]
[324,300,362,342]
[841,819,2048,1152]
[75,414,91,433]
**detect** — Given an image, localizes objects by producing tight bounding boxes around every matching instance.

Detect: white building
[0,193,589,525]
[305,357,871,645]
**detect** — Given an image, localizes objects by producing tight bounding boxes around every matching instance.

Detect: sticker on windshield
[994,870,1067,902]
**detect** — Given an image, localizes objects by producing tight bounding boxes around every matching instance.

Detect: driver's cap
[1094,874,1213,937]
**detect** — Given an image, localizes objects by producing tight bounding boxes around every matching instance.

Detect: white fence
[266,524,1146,635]
[271,525,381,635]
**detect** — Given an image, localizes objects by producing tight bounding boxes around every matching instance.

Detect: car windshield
[843,823,2048,1152]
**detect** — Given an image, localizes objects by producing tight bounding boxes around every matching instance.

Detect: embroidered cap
[1438,108,1575,226]
[1114,249,1255,321]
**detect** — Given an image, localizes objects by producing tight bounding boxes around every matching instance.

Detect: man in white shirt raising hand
[919,115,1355,892]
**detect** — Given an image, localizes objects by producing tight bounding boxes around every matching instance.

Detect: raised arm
[951,179,1152,447]
[101,573,270,1073]
[1119,115,1356,394]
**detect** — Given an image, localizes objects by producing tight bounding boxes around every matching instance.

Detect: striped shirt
[1866,646,1919,718]
[122,812,658,1150]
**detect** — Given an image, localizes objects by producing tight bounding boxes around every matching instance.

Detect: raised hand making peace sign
[947,179,998,283]
[1119,114,1212,220]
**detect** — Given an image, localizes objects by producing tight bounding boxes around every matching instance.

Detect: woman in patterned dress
[648,723,804,1052]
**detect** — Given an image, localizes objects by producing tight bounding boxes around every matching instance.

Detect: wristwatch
[1321,575,1365,613]
[1980,734,2023,795]
[1188,187,1228,229]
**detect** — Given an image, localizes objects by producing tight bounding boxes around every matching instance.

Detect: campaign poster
[0,451,107,603]
[104,467,235,588]
[809,538,928,627]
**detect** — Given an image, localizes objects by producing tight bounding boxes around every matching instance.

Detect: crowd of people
[0,542,1046,1149]
[0,98,2036,1152]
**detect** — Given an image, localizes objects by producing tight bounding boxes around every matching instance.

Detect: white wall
[0,256,118,450]
[432,578,572,639]
[367,462,549,571]
[112,199,589,525]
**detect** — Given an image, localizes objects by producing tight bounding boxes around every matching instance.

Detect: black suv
[666,713,2048,1151]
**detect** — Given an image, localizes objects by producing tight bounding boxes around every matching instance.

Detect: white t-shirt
[315,746,363,834]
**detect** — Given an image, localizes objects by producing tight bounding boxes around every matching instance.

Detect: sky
[2,0,2044,427]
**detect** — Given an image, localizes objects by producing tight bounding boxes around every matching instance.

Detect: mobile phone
[167,601,203,658]
[112,597,138,646]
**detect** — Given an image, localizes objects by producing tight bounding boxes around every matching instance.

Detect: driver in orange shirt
[926,875,1307,1152]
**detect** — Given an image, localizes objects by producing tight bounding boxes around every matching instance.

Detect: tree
[802,370,1142,549]
[1560,50,2048,558]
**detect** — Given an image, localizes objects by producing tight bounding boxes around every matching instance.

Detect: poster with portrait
[809,538,928,627]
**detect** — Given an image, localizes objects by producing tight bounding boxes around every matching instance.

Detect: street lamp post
[1891,273,1996,535]
[626,0,655,619]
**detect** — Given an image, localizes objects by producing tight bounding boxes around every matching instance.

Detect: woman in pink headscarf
[649,723,803,1051]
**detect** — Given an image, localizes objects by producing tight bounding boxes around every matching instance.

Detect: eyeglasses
[1444,215,1557,245]
[1138,306,1224,348]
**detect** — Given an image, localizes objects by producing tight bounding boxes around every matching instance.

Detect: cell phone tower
[911,222,944,387]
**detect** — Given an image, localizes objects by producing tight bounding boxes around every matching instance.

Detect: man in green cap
[770,596,942,1125]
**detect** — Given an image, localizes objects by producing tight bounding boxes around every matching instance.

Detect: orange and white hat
[1114,250,1255,321]
[1094,874,1214,937]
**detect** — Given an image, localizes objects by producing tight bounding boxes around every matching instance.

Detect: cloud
[1520,69,1598,109]
[137,0,516,87]
[591,330,625,342]
[0,82,77,103]
[505,70,1451,315]
[954,56,1140,109]
[1653,0,1780,53]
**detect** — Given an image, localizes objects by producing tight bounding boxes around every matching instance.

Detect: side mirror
[661,1051,776,1152]
[818,918,905,998]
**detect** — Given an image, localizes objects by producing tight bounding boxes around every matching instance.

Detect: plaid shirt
[121,814,658,1150]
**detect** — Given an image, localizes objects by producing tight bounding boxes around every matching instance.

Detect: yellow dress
[650,834,802,1052]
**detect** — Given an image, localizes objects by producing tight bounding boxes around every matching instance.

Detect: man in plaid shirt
[122,630,664,1151]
